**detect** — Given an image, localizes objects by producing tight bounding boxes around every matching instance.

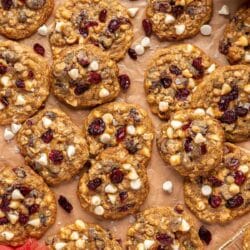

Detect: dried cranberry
[15,79,25,88]
[129,108,141,123]
[117,203,134,212]
[0,217,9,225]
[110,168,124,184]
[19,214,29,225]
[208,176,223,187]
[225,195,244,209]
[79,27,89,37]
[78,58,89,68]
[235,106,248,117]
[118,74,131,90]
[17,186,31,196]
[28,70,34,79]
[172,5,184,17]
[225,157,240,169]
[28,204,40,215]
[184,137,193,153]
[85,21,98,29]
[192,57,203,72]
[58,195,73,213]
[74,83,89,95]
[1,0,12,10]
[0,63,7,74]
[175,88,190,100]
[1,96,9,106]
[87,178,102,191]
[49,150,64,165]
[199,225,212,245]
[99,9,107,22]
[220,110,237,124]
[229,85,239,100]
[154,2,171,12]
[142,19,152,37]
[182,121,191,130]
[0,195,10,212]
[116,126,126,142]
[125,139,138,154]
[169,65,181,75]
[208,195,222,208]
[156,233,173,245]
[88,72,102,84]
[160,77,172,88]
[200,143,207,155]
[88,118,105,136]
[33,43,45,56]
[233,170,246,185]
[119,191,128,202]
[41,128,53,143]
[219,39,231,55]
[108,19,121,33]
[218,96,230,111]
[128,48,137,60]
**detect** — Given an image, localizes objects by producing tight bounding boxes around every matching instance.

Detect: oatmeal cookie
[157,109,224,178]
[0,0,53,40]
[0,163,56,247]
[191,65,250,142]
[243,227,250,250]
[184,143,250,224]
[0,41,51,126]
[126,207,204,250]
[49,0,133,62]
[78,146,149,220]
[144,44,217,120]
[52,44,120,108]
[17,108,89,186]
[46,219,122,250]
[219,4,250,65]
[83,102,154,166]
[146,0,212,41]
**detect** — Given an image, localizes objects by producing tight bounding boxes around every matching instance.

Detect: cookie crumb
[218,5,230,16]
[128,7,139,18]
[38,25,49,36]
[162,180,173,193]
[200,25,212,36]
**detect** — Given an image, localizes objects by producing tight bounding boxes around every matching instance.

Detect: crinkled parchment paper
[0,0,249,249]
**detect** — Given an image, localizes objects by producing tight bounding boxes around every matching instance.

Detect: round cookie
[52,44,120,108]
[0,163,56,247]
[0,41,51,125]
[49,0,133,61]
[191,65,250,142]
[219,4,250,65]
[83,102,154,166]
[157,109,224,178]
[144,44,217,120]
[46,219,122,249]
[78,146,149,220]
[243,227,250,250]
[145,0,213,41]
[184,143,250,224]
[0,0,53,40]
[126,207,204,250]
[17,108,89,186]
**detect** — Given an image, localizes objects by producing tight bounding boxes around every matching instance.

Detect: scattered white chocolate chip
[175,24,185,35]
[207,63,216,74]
[100,133,111,144]
[130,179,142,190]
[68,68,79,80]
[75,219,86,230]
[194,108,206,116]
[105,184,118,194]
[108,194,117,204]
[127,125,136,135]
[229,183,240,195]
[238,164,249,174]
[12,189,24,200]
[4,128,14,141]
[137,243,145,250]
[123,163,132,170]
[128,168,139,180]
[1,76,11,87]
[70,231,79,241]
[28,218,41,227]
[67,145,75,158]
[159,101,169,112]
[218,5,230,15]
[162,180,173,193]
[128,7,139,18]
[201,185,212,196]
[99,88,110,98]
[94,205,104,215]
[0,102,5,110]
[54,242,67,250]
[42,117,52,128]
[102,113,113,124]
[144,239,155,249]
[15,95,26,106]
[206,107,214,116]
[180,219,190,232]
[1,231,14,241]
[76,239,85,248]
[170,120,183,129]
[245,52,250,62]
[194,133,206,144]
[55,22,64,32]
[11,123,21,134]
[165,14,175,24]
[7,212,18,224]
[141,37,151,48]
[89,60,99,71]
[134,44,145,56]
[38,24,49,36]
[91,195,101,206]
[37,153,48,166]
[200,25,212,36]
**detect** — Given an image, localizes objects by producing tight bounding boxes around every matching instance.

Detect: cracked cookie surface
[17,108,89,186]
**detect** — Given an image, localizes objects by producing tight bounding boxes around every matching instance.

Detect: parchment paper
[0,0,249,249]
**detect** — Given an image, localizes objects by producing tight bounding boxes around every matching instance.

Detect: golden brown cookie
[0,163,56,247]
[46,219,122,249]
[49,0,134,62]
[184,143,250,224]
[191,65,250,142]
[17,108,89,186]
[78,146,149,220]
[52,44,120,108]
[0,41,51,125]
[157,109,224,178]
[126,207,204,250]
[243,227,250,250]
[146,0,213,41]
[0,0,54,39]
[144,44,217,119]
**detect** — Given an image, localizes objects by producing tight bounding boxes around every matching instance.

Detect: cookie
[126,207,203,250]
[46,219,122,250]
[145,0,212,41]
[243,227,250,250]
[52,44,120,108]
[17,108,89,186]
[78,146,149,220]
[219,4,250,65]
[144,44,217,120]
[49,0,133,62]
[0,41,51,126]
[184,143,250,224]
[0,163,56,247]
[0,0,53,39]
[191,65,250,142]
[157,109,224,178]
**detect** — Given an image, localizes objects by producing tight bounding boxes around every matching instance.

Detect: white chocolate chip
[11,189,24,200]
[94,205,104,215]
[135,44,145,56]
[130,179,142,190]
[55,22,65,32]
[108,194,117,204]
[180,219,190,232]
[100,133,111,144]
[171,120,183,129]
[91,195,101,206]
[206,107,214,116]
[162,181,173,193]
[1,231,14,241]
[15,95,26,106]
[68,68,79,80]
[165,14,175,24]
[218,5,230,15]
[38,24,49,36]
[75,220,86,230]
[175,24,185,35]
[207,63,216,74]
[144,239,155,249]
[76,239,85,248]
[37,153,48,166]
[70,231,79,241]
[201,185,212,196]
[102,113,113,124]
[127,125,136,135]
[194,133,206,144]
[99,88,110,98]
[7,213,19,224]
[1,76,11,87]
[54,242,67,250]
[67,145,75,158]
[4,128,15,141]
[89,60,99,71]
[245,52,250,62]
[11,123,21,134]
[128,7,139,18]
[200,25,212,36]
[229,183,240,195]
[238,164,249,174]
[105,184,118,194]
[159,101,169,112]
[137,243,145,250]
[194,108,205,116]
[0,103,5,110]
[128,168,139,180]
[123,163,132,170]
[28,218,41,227]
[42,117,52,128]
[141,37,151,48]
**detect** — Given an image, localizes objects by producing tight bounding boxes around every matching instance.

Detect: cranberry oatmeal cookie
[83,102,154,166]
[46,219,122,249]
[184,143,250,224]
[126,207,204,250]
[0,41,51,126]
[52,44,120,108]
[0,0,53,39]
[78,147,149,220]
[17,108,89,186]
[145,0,212,41]
[219,4,250,65]
[0,163,56,247]
[144,44,217,120]
[243,227,250,250]
[49,0,133,61]
[191,65,250,142]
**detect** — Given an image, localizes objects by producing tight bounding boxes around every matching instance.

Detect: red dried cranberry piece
[119,191,128,202]
[78,58,90,68]
[41,128,53,143]
[28,204,40,215]
[160,77,172,88]
[128,48,137,60]
[58,195,73,213]
[199,225,212,245]
[233,170,246,185]
[28,70,34,79]
[225,157,240,169]
[1,96,9,106]
[125,139,138,154]
[225,195,244,209]
[192,57,203,72]
[19,214,29,225]
[88,118,105,136]
[49,150,64,165]
[208,195,222,208]
[219,39,231,55]
[200,143,207,155]
[218,96,230,111]
[74,83,89,95]
[184,137,193,153]
[99,9,107,22]
[15,79,25,88]
[85,21,98,29]
[79,27,89,37]
[17,186,31,196]
[116,126,126,142]
[0,195,10,212]
[88,72,102,84]
[156,233,173,245]
[235,106,248,117]
[108,19,121,33]
[169,65,181,75]
[175,88,190,100]
[208,176,223,187]
[229,85,239,100]
[1,0,12,10]
[0,63,7,74]
[87,178,102,191]
[110,168,124,184]
[220,110,237,124]
[182,121,191,130]
[172,5,184,17]
[118,74,131,90]
[0,217,9,225]
[142,19,152,37]
[33,43,45,56]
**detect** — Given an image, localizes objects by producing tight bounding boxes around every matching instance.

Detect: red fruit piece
[142,19,152,37]
[33,43,45,56]
[235,106,248,117]
[87,178,102,191]
[169,65,181,75]
[128,48,137,60]
[19,213,29,225]
[207,176,223,187]
[1,96,9,106]
[233,170,246,185]
[99,9,107,22]
[0,195,10,212]
[156,233,173,245]
[208,195,222,208]
[199,225,212,245]
[108,19,121,33]
[110,168,124,184]
[88,118,105,136]
[225,195,244,209]
[74,83,89,95]
[116,126,126,142]
[118,74,131,90]
[18,186,31,196]
[88,72,102,84]
[119,191,128,202]
[1,0,12,10]
[175,88,190,100]
[200,143,207,155]
[15,79,25,88]
[184,137,193,153]
[220,110,237,124]
[28,204,40,215]
[225,157,240,170]
[0,63,7,74]
[41,128,53,143]
[49,150,64,165]
[160,77,172,88]
[58,195,73,213]
[0,217,9,225]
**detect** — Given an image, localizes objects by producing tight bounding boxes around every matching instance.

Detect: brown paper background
[0,0,250,249]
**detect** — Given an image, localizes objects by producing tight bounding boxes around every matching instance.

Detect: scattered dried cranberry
[0,217,9,225]
[218,96,230,111]
[125,139,138,154]
[156,233,173,245]
[49,150,64,165]
[0,195,10,212]
[108,19,121,33]
[58,195,73,213]
[1,0,12,10]
[118,74,131,90]
[87,178,102,191]
[184,137,193,153]
[142,19,152,36]
[74,83,89,95]
[128,48,137,60]
[33,43,45,56]
[175,88,190,100]
[160,77,172,88]
[119,191,128,202]
[192,57,203,72]
[208,195,222,208]
[219,39,231,55]
[15,79,25,88]
[220,110,237,124]
[110,168,124,184]
[235,106,248,117]
[169,65,181,75]
[233,170,246,185]
[199,225,212,245]
[19,214,29,225]
[78,58,90,68]
[85,20,98,29]
[229,85,239,100]
[28,70,34,79]
[116,126,126,142]
[99,9,107,22]
[88,72,102,84]
[79,27,89,37]
[0,63,7,74]
[172,5,184,17]
[225,157,239,170]
[182,121,191,130]
[41,128,53,143]
[200,143,207,155]
[1,96,9,106]
[17,186,31,196]
[225,195,244,209]
[208,176,223,187]
[88,118,105,136]
[28,204,40,215]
